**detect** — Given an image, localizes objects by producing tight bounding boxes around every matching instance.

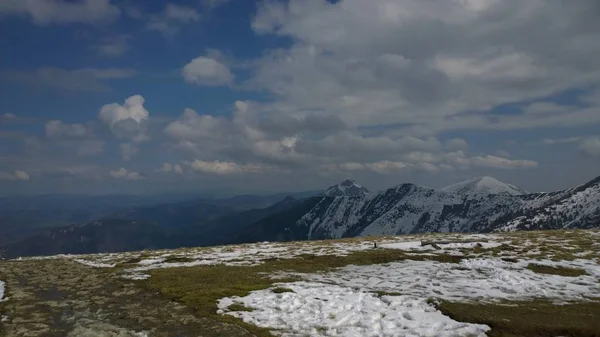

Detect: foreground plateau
[0,229,599,336]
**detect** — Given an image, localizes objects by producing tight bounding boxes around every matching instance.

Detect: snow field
[304,258,600,302]
[218,282,490,337]
[218,256,599,336]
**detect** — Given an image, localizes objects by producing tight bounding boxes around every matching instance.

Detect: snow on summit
[323,179,369,197]
[442,176,527,196]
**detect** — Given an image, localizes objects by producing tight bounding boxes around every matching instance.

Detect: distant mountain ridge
[236,175,600,243]
[3,176,599,258]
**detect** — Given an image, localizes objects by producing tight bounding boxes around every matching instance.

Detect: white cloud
[445,151,538,169]
[0,0,120,25]
[187,160,277,175]
[182,55,233,86]
[92,35,131,57]
[537,137,582,145]
[578,137,600,157]
[118,143,139,161]
[248,0,600,133]
[146,3,200,36]
[494,150,511,159]
[45,120,88,139]
[189,160,242,175]
[158,163,183,174]
[99,95,149,142]
[9,67,136,92]
[108,167,145,180]
[0,170,29,181]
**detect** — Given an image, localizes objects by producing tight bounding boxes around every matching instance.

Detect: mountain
[105,201,238,230]
[0,190,318,247]
[196,191,319,210]
[323,179,369,197]
[441,176,527,196]
[0,194,174,246]
[177,196,304,247]
[237,176,600,243]
[1,219,172,258]
[0,196,307,257]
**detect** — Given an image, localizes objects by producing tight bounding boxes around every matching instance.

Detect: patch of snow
[304,258,600,302]
[73,259,116,268]
[218,282,490,337]
[122,273,151,280]
[138,258,166,265]
[380,241,502,251]
[0,280,5,302]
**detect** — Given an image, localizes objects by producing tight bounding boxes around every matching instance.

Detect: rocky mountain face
[240,175,600,242]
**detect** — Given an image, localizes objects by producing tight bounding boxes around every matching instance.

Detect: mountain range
[235,175,600,243]
[1,175,599,258]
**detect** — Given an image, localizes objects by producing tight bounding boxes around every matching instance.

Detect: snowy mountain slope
[322,179,369,197]
[495,176,600,231]
[243,175,600,241]
[442,176,527,196]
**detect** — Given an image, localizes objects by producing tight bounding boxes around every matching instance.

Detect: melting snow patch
[304,258,600,302]
[218,282,490,337]
[73,259,116,268]
[0,280,5,302]
[122,273,151,281]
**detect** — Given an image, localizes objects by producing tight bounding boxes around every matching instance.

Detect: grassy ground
[526,263,587,277]
[2,229,598,337]
[142,230,600,337]
[436,299,600,337]
[144,248,464,336]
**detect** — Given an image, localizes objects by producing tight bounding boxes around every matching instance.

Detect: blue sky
[1,0,599,196]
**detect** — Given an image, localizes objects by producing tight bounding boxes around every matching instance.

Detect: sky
[0,0,599,196]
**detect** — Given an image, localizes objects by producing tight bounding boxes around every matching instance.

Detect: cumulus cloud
[45,120,88,139]
[99,95,149,142]
[295,132,441,161]
[537,137,582,145]
[0,170,29,181]
[578,137,600,157]
[187,160,278,175]
[108,167,145,180]
[146,3,200,36]
[0,0,120,25]
[8,67,136,92]
[118,143,139,161]
[182,55,234,86]
[189,160,242,175]
[248,0,600,133]
[92,35,131,57]
[158,163,183,174]
[444,151,538,170]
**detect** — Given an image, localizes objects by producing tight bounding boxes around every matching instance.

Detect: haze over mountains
[1,175,599,258]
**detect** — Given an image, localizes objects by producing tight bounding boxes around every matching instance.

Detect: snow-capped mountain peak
[441,176,527,196]
[323,179,369,197]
